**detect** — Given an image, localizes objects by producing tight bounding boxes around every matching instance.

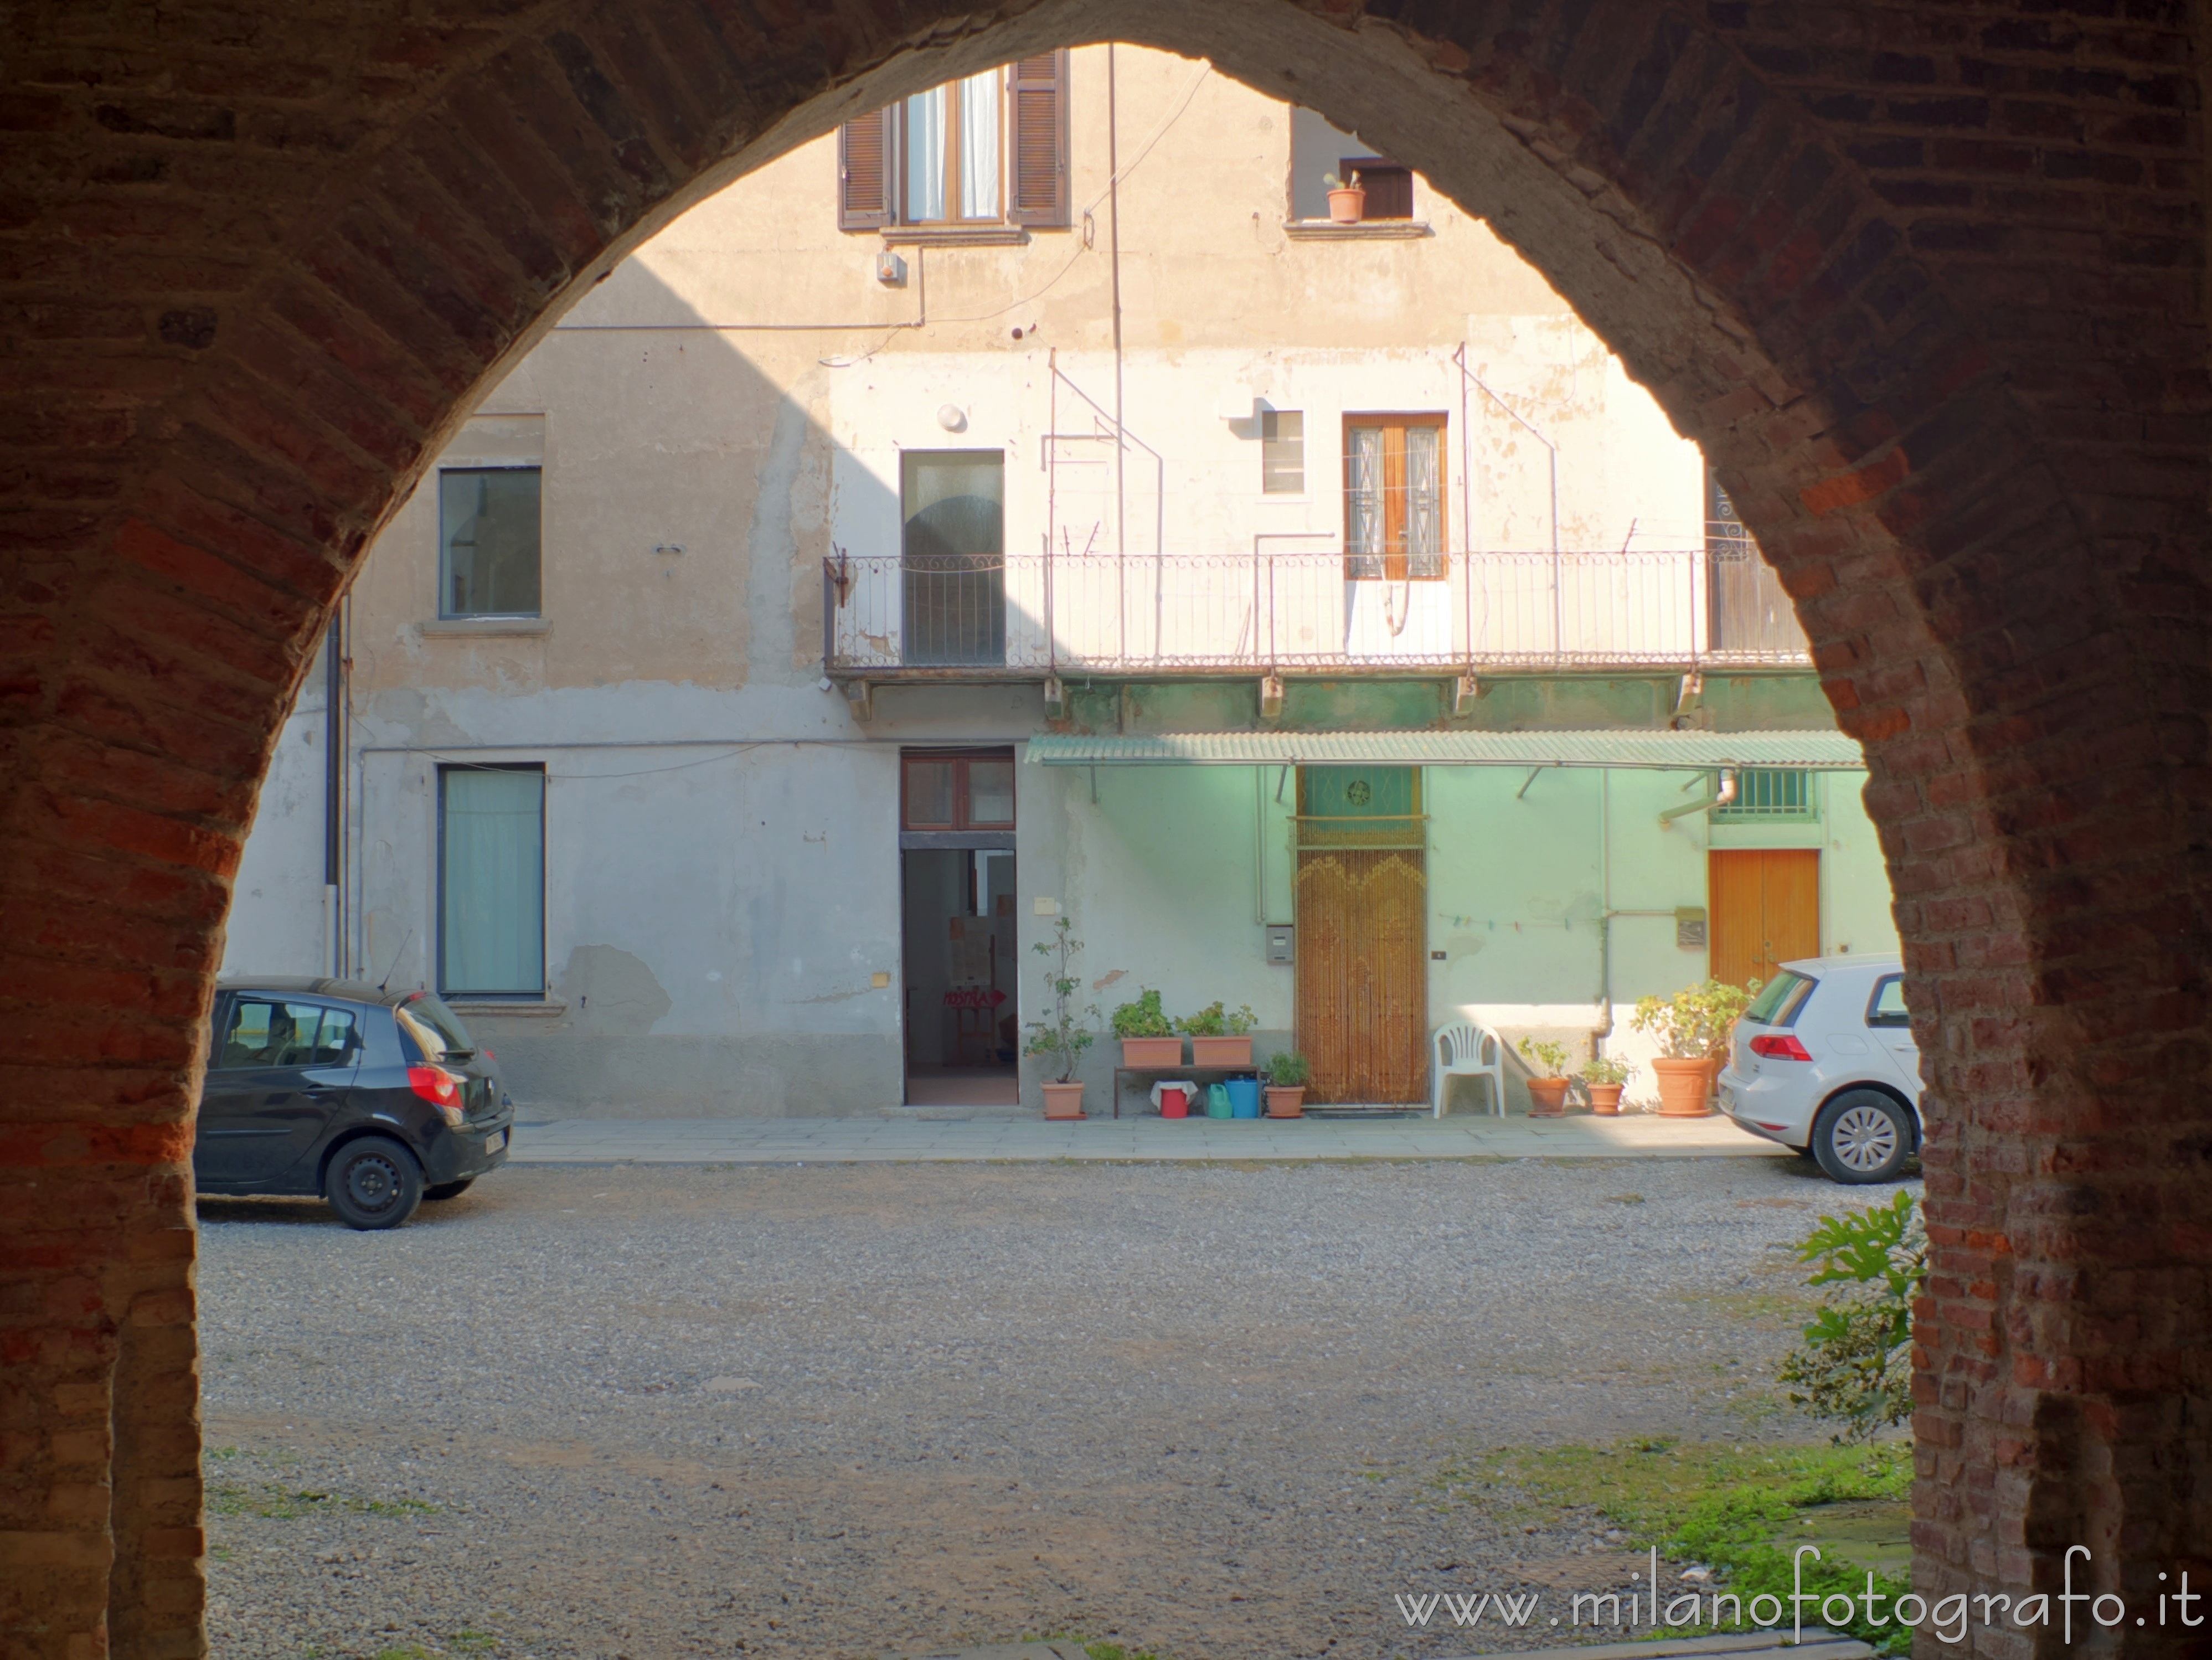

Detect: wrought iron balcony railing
[823,540,1809,677]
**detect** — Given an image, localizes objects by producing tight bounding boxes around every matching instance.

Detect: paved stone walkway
[507,1110,1791,1164]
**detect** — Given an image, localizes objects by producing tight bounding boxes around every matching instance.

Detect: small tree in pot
[1025,917,1099,1119]
[1630,979,1755,1117]
[1518,1035,1574,1116]
[1264,1049,1311,1118]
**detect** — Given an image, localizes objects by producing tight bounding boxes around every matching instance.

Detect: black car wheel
[324,1136,425,1230]
[424,1178,476,1202]
[1810,1090,1914,1184]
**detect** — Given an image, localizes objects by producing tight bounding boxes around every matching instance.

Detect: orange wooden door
[1709,849,1821,989]
[1294,849,1429,1102]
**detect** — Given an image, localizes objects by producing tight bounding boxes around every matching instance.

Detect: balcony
[824,535,1809,678]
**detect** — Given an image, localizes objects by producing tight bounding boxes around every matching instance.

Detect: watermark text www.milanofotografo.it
[1391,1548,2208,1646]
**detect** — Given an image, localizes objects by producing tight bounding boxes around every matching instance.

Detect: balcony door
[902,450,1005,667]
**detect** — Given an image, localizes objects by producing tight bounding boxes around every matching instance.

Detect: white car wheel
[1811,1091,1913,1184]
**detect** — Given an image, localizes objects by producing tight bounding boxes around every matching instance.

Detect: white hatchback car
[1718,954,1922,1183]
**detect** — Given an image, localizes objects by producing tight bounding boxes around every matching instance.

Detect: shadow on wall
[336,261,912,1117]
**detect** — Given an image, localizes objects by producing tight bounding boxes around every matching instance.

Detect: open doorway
[900,749,1019,1106]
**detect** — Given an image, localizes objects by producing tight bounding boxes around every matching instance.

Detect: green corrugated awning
[1024,729,1865,770]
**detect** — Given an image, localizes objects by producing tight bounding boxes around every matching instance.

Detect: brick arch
[4,1,2204,1654]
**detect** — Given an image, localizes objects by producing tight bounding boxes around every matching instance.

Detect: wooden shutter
[838,107,895,229]
[1007,51,1069,228]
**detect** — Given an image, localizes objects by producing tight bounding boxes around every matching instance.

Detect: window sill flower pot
[1265,1086,1305,1118]
[1586,1084,1624,1116]
[1327,187,1366,224]
[1526,1078,1572,1116]
[1190,1035,1253,1067]
[1651,1056,1716,1117]
[1121,1037,1182,1066]
[1041,1081,1087,1120]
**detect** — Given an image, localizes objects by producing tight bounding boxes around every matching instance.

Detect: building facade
[226,44,1897,1117]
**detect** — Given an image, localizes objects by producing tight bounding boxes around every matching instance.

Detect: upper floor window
[841,53,1070,230]
[1289,106,1414,223]
[1261,410,1304,494]
[1344,415,1446,580]
[440,466,541,618]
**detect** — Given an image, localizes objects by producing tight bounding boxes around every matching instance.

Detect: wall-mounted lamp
[937,404,968,432]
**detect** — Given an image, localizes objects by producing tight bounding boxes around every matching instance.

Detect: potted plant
[1324,168,1365,224]
[1264,1050,1311,1117]
[1580,1054,1633,1116]
[1178,1000,1257,1066]
[1518,1035,1574,1116]
[1025,917,1099,1120]
[1630,979,1754,1117]
[1111,988,1181,1067]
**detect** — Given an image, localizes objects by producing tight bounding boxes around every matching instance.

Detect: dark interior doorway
[900,749,1019,1106]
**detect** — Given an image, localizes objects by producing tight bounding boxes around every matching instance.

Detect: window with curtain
[440,467,542,617]
[440,766,545,997]
[1344,415,1446,580]
[838,54,1069,229]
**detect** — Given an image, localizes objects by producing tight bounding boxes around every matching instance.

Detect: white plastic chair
[1432,1022,1506,1118]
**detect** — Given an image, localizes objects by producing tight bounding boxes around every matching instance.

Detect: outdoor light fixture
[937,404,967,432]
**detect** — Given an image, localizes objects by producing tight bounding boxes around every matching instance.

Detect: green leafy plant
[1455,1439,1914,1656]
[1321,168,1363,191]
[1110,988,1173,1039]
[1581,1054,1634,1086]
[1777,1189,1926,1442]
[1024,918,1099,1084]
[1630,978,1756,1058]
[1176,1001,1256,1037]
[1517,1034,1572,1078]
[1265,1050,1311,1087]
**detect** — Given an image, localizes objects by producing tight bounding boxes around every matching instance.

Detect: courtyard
[197,1156,1912,1660]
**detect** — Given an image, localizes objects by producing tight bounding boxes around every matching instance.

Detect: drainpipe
[1658,767,1736,827]
[322,616,345,977]
[1595,770,1612,1047]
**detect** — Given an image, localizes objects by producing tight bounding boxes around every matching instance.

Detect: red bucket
[1159,1087,1189,1119]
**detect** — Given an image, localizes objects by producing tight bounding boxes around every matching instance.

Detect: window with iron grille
[1714,769,1816,821]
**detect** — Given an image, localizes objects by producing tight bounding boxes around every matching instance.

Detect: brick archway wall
[3,2,2205,1654]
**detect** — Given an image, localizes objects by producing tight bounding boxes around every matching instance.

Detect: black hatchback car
[193,979,515,1229]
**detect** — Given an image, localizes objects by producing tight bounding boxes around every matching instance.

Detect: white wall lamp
[937,404,968,432]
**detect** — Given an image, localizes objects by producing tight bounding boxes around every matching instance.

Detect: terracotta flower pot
[1586,1083,1624,1116]
[1121,1036,1182,1067]
[1264,1086,1305,1119]
[1526,1077,1572,1117]
[1652,1056,1716,1118]
[1327,186,1366,224]
[1190,1035,1252,1067]
[1041,1081,1087,1120]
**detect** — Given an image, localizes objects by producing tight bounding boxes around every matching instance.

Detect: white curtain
[1405,425,1442,576]
[442,769,544,994]
[905,86,947,222]
[958,71,1000,218]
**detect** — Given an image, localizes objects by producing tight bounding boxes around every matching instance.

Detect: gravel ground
[197,1156,1914,1660]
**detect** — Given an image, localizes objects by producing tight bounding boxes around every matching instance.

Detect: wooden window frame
[1342,413,1448,582]
[840,53,1069,232]
[901,749,1018,832]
